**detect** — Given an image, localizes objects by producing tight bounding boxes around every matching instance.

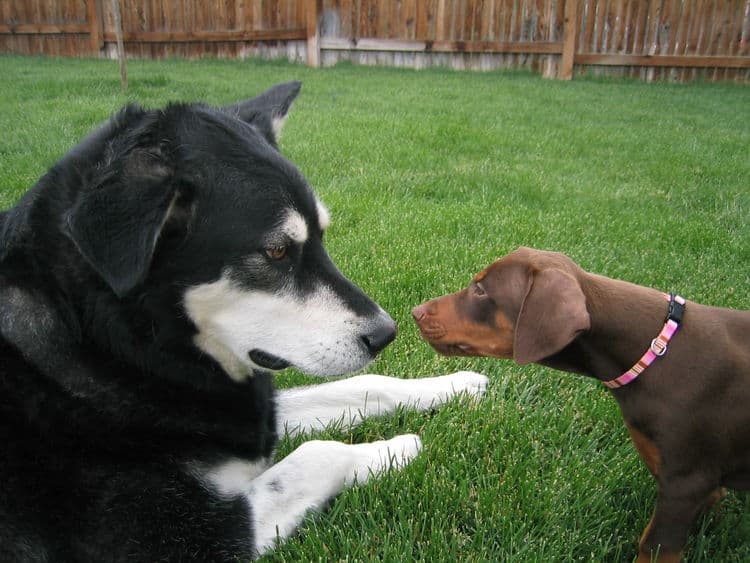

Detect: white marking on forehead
[280,209,308,243]
[316,200,330,230]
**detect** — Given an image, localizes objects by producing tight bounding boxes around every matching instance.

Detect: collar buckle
[602,293,685,389]
[650,337,668,356]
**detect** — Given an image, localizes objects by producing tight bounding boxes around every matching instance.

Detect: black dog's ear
[222,81,302,147]
[64,146,178,298]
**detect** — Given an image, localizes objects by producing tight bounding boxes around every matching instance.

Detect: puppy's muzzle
[411,302,448,340]
[411,303,431,323]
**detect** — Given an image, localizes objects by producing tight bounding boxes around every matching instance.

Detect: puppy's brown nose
[411,303,430,322]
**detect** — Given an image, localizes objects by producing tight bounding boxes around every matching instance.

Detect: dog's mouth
[444,343,475,356]
[415,323,474,356]
[248,349,292,371]
[424,339,475,357]
[414,323,447,341]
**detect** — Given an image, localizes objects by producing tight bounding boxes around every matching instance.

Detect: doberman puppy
[412,246,750,562]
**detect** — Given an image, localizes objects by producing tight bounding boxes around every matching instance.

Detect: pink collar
[603,293,686,389]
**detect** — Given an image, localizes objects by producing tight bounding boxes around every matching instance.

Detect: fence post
[111,0,128,89]
[306,0,320,67]
[88,0,103,56]
[560,0,578,79]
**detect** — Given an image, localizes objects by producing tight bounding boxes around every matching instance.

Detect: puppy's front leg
[276,371,488,437]
[637,478,718,563]
[249,434,422,556]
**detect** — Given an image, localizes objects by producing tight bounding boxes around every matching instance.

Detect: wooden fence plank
[321,36,563,53]
[632,0,645,53]
[624,0,635,52]
[0,23,90,33]
[744,0,750,54]
[111,0,127,89]
[100,28,307,42]
[306,0,320,66]
[582,0,595,51]
[87,0,102,53]
[560,0,577,79]
[575,53,750,67]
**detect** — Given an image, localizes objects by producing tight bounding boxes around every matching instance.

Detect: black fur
[0,81,378,561]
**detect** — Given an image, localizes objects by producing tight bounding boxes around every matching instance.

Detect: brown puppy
[412,246,750,562]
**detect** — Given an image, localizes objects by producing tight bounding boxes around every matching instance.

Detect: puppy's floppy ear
[64,145,178,298]
[513,268,590,365]
[222,81,302,147]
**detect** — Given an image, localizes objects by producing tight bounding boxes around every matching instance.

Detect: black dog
[0,82,488,560]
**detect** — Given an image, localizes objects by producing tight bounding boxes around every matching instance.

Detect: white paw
[350,433,423,483]
[435,370,489,401]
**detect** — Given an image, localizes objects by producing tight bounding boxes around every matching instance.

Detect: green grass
[1,55,749,562]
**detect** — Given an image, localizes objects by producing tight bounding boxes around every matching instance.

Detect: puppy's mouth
[417,333,474,357]
[430,342,475,356]
[249,349,292,371]
[414,322,474,356]
[414,322,447,341]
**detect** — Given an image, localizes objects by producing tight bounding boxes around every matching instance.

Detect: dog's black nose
[361,316,397,356]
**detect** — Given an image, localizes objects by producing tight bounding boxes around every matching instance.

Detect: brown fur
[413,246,750,561]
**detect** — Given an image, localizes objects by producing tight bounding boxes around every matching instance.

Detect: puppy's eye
[265,246,288,260]
[473,282,486,297]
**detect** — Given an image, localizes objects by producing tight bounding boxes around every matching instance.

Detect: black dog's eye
[265,246,288,260]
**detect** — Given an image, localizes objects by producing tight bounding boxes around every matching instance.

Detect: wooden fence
[1,1,749,81]
[0,1,308,60]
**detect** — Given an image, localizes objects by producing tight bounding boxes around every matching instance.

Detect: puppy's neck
[541,273,670,384]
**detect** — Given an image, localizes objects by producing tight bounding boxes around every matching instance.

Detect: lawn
[1,54,749,561]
